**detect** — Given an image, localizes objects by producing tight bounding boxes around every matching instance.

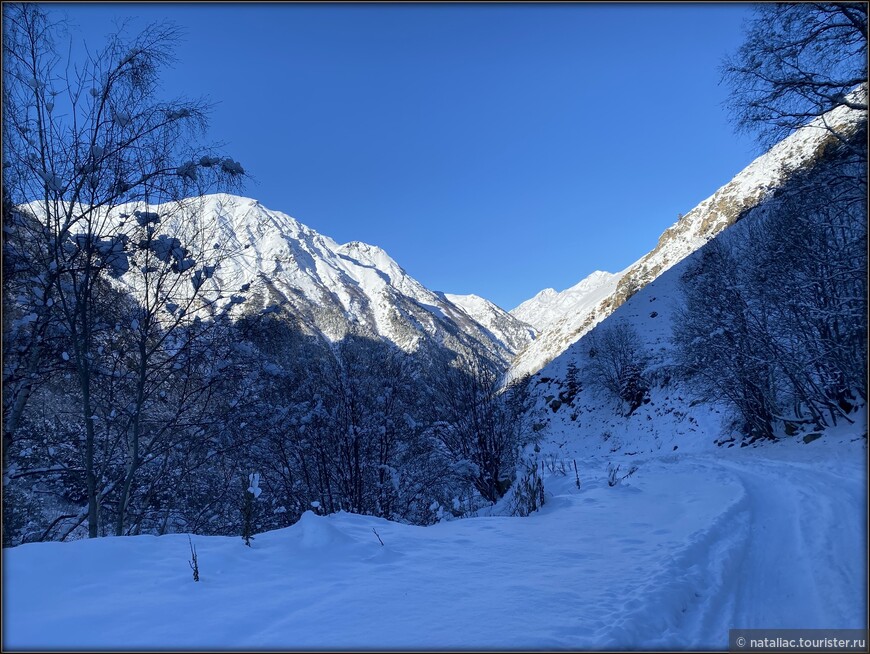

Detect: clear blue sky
[51,3,759,311]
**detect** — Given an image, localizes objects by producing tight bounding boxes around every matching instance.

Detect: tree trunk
[82,376,99,539]
[115,337,148,536]
[3,315,51,470]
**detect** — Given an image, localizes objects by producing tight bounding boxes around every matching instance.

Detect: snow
[445,292,537,353]
[510,270,622,332]
[4,431,864,650]
[507,269,624,381]
[166,108,192,121]
[18,192,533,364]
[5,85,863,651]
[176,161,197,181]
[247,473,262,498]
[506,97,867,381]
[112,109,131,127]
[133,210,160,227]
[220,158,245,176]
[107,193,530,363]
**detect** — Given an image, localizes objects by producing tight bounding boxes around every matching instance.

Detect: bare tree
[674,238,779,443]
[746,146,867,426]
[586,321,649,415]
[2,4,245,537]
[722,3,867,147]
[108,196,255,536]
[433,350,531,503]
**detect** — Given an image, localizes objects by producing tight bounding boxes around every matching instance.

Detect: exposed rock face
[507,95,867,382]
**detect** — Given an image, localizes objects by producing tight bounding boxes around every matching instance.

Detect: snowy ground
[3,428,866,650]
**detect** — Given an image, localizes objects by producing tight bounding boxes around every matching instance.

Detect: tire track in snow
[594,450,866,648]
[652,452,866,647]
[713,457,866,630]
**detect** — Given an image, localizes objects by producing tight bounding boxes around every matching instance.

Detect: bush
[607,462,638,487]
[240,472,261,546]
[586,322,650,415]
[188,536,200,582]
[510,460,545,517]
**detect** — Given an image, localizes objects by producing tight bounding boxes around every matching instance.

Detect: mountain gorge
[3,192,542,544]
[4,3,868,648]
[4,92,865,550]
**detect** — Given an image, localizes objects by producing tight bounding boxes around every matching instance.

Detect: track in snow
[651,445,867,648]
[3,440,866,650]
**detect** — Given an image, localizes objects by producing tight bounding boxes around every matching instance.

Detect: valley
[2,3,866,650]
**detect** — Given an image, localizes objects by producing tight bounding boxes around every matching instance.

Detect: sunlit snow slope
[507,95,867,380]
[127,194,535,365]
[445,292,538,354]
[510,270,623,333]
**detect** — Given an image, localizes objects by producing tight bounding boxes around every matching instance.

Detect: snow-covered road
[3,435,865,650]
[667,444,867,648]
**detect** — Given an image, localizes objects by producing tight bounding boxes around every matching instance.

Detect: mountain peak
[136,196,535,363]
[337,240,392,263]
[510,270,621,333]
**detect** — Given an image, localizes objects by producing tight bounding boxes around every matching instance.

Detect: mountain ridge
[510,270,623,332]
[506,93,867,381]
[150,193,536,365]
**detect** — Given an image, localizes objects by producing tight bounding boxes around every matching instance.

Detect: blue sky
[52,3,758,311]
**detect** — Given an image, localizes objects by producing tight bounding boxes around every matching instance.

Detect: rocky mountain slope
[444,292,537,355]
[149,194,535,366]
[507,271,624,379]
[506,95,867,381]
[525,98,866,458]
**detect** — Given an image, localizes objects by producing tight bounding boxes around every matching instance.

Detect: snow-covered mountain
[525,93,866,459]
[510,270,622,333]
[506,95,867,381]
[6,147,866,648]
[506,271,624,378]
[444,292,537,355]
[163,194,535,365]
